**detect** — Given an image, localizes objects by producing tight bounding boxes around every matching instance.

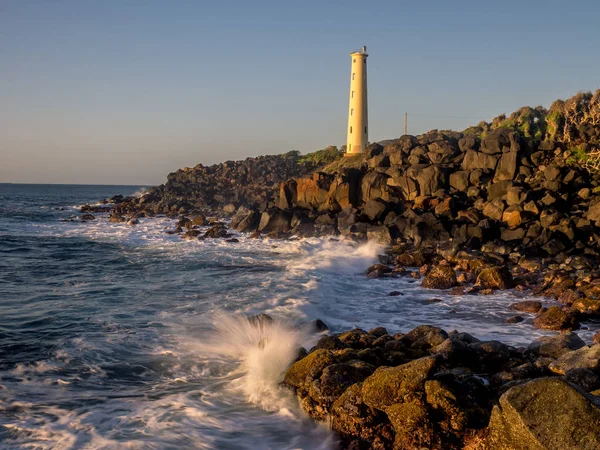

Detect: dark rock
[421,265,458,290]
[284,349,336,392]
[203,224,228,238]
[533,306,580,331]
[504,316,524,324]
[475,267,514,290]
[564,368,600,392]
[549,345,600,375]
[258,208,291,234]
[361,356,438,410]
[526,333,586,358]
[485,378,600,449]
[509,300,543,313]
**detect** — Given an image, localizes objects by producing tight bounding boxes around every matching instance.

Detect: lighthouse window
[353,58,356,63]
[351,108,354,116]
[351,91,354,98]
[352,73,355,80]
[350,126,353,134]
[364,126,367,133]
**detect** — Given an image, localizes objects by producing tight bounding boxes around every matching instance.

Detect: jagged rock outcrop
[283,325,600,450]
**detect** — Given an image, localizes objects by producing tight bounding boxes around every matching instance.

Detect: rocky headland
[81,90,600,448]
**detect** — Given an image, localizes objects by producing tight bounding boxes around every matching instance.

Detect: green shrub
[298,146,343,167]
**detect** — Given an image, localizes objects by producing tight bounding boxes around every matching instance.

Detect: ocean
[0,183,595,449]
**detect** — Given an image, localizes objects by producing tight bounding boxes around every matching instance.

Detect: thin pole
[404,112,407,135]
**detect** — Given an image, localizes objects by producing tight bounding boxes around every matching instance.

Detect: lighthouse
[345,46,368,156]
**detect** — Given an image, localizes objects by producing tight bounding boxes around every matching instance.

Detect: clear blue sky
[1,0,599,185]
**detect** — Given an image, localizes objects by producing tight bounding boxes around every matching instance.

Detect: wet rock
[258,208,292,234]
[313,319,329,332]
[504,316,524,324]
[247,313,273,327]
[485,378,600,450]
[525,333,586,359]
[203,224,228,238]
[401,325,449,350]
[386,399,433,449]
[81,214,96,221]
[330,383,394,449]
[549,344,600,375]
[468,340,515,373]
[421,265,458,290]
[533,306,580,331]
[366,225,392,245]
[564,368,600,392]
[509,300,542,313]
[475,267,514,290]
[313,335,346,351]
[108,214,126,223]
[307,363,367,415]
[361,356,438,410]
[284,349,337,393]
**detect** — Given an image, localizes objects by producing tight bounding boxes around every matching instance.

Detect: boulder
[533,306,580,331]
[231,209,260,232]
[362,200,387,221]
[203,224,228,238]
[481,129,519,154]
[330,384,394,449]
[509,300,542,313]
[549,345,600,375]
[485,378,600,450]
[506,187,528,205]
[421,265,458,290]
[526,333,586,359]
[366,225,392,245]
[494,150,519,181]
[482,199,505,221]
[475,267,514,290]
[258,208,291,234]
[284,349,336,393]
[488,181,513,200]
[449,171,470,192]
[462,150,499,171]
[502,205,523,228]
[361,356,438,410]
[407,164,446,196]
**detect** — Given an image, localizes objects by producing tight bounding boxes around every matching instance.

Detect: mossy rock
[330,383,395,449]
[361,356,438,410]
[284,349,336,392]
[571,298,600,316]
[475,266,514,290]
[533,306,580,331]
[386,399,434,449]
[549,344,600,375]
[485,378,600,450]
[422,265,458,290]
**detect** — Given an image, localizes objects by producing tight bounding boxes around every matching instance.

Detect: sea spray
[203,312,318,410]
[284,238,384,274]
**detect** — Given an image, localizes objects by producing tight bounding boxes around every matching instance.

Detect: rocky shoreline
[76,91,600,448]
[283,323,600,449]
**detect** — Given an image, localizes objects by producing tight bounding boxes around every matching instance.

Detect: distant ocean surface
[0,183,595,449]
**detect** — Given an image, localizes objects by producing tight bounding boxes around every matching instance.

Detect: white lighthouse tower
[346,46,368,156]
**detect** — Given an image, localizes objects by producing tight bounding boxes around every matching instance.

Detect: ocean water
[0,183,597,449]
